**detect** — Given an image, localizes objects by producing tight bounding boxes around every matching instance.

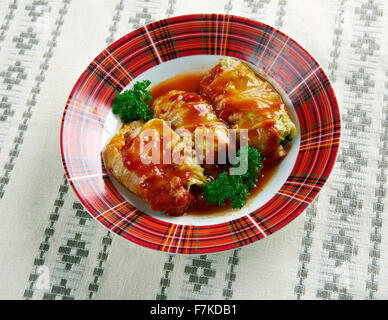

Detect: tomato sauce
[198,61,287,156]
[121,120,194,216]
[149,72,290,216]
[149,72,205,106]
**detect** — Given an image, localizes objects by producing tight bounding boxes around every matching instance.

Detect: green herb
[234,146,264,189]
[202,146,263,209]
[112,80,153,123]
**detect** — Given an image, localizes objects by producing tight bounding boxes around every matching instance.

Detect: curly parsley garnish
[112,80,153,123]
[202,146,263,209]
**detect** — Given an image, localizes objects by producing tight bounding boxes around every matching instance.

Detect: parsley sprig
[202,146,263,209]
[112,80,153,123]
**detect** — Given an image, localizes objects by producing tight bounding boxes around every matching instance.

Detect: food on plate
[105,119,206,216]
[107,58,296,216]
[112,80,153,122]
[202,146,263,209]
[152,90,231,163]
[199,57,296,158]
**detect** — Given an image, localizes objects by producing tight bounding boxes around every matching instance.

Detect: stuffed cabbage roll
[199,57,296,157]
[152,90,231,164]
[105,119,206,216]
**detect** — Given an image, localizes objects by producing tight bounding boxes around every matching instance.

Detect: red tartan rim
[60,14,340,254]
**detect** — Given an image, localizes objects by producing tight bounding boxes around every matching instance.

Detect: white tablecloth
[0,0,387,300]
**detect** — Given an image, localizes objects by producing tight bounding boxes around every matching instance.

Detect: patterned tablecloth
[0,0,387,300]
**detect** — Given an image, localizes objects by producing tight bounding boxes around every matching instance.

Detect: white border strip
[144,25,163,64]
[287,66,321,96]
[247,214,267,238]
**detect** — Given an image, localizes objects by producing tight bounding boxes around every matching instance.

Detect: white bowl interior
[102,55,300,226]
